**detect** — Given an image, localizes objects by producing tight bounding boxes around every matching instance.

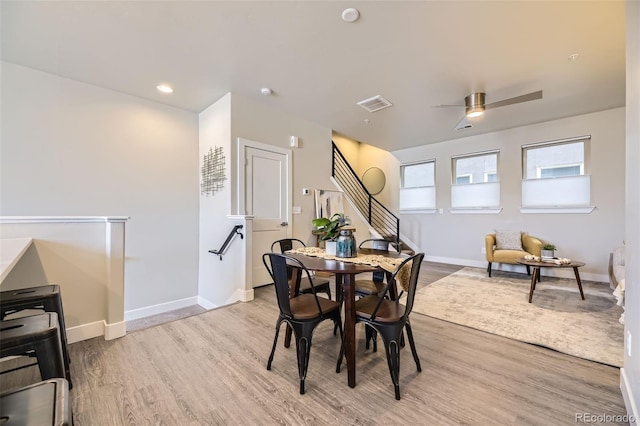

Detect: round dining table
[285,249,403,388]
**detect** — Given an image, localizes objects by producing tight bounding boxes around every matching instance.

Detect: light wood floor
[1,262,628,425]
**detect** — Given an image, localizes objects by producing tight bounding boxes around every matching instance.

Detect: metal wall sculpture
[201,146,226,196]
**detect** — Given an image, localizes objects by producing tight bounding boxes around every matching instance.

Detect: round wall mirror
[361,167,386,195]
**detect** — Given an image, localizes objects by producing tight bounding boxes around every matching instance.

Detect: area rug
[412,267,624,367]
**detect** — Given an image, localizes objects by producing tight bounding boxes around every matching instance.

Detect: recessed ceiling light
[261,88,273,96]
[156,84,174,93]
[568,53,580,61]
[364,119,370,124]
[341,8,360,23]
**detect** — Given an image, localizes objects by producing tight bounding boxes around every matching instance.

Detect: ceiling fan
[434,90,543,130]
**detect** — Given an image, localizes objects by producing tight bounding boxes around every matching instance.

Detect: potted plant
[541,243,556,258]
[312,213,346,255]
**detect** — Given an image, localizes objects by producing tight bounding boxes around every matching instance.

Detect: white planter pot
[541,249,555,258]
[325,241,337,256]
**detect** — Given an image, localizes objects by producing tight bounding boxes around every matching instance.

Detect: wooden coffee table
[516,258,586,303]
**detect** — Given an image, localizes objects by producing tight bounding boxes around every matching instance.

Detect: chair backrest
[262,253,324,317]
[271,238,306,253]
[369,252,425,322]
[359,238,399,253]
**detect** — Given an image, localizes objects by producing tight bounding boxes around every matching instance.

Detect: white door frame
[237,137,292,235]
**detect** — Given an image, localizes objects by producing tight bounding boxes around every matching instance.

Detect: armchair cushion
[495,230,523,250]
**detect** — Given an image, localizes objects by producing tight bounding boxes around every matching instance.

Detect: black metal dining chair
[338,252,425,400]
[271,238,332,300]
[262,253,344,394]
[354,239,400,298]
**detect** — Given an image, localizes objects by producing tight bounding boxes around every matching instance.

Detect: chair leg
[487,262,492,277]
[405,320,421,372]
[383,339,401,400]
[296,336,311,394]
[526,265,531,276]
[335,314,345,373]
[267,318,283,370]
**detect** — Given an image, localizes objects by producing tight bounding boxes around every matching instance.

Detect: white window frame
[450,150,501,214]
[521,136,594,213]
[536,163,584,179]
[484,172,497,182]
[399,160,436,214]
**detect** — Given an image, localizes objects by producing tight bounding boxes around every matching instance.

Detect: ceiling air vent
[357,95,393,113]
[455,123,473,131]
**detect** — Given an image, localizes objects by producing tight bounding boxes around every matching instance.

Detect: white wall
[0,62,200,318]
[197,94,250,307]
[623,0,640,418]
[392,108,625,281]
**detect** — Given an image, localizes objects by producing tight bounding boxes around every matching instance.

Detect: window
[456,174,472,184]
[399,160,436,212]
[521,136,593,212]
[450,151,500,212]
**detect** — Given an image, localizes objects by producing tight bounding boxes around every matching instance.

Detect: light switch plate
[292,206,302,214]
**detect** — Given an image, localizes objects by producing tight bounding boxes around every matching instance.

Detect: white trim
[449,208,503,214]
[197,296,218,310]
[226,215,255,220]
[520,206,596,214]
[104,321,126,340]
[66,321,105,344]
[621,368,639,425]
[522,134,591,149]
[398,209,437,214]
[226,288,255,304]
[0,216,129,224]
[125,296,199,321]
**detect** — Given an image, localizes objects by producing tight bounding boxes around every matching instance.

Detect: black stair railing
[331,142,400,246]
[209,225,244,260]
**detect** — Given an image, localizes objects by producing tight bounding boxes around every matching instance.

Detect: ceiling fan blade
[484,90,542,110]
[433,104,466,108]
[453,115,473,130]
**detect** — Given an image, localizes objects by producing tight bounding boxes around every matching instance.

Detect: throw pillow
[495,230,523,250]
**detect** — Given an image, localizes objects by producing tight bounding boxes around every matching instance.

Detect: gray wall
[392,108,625,281]
[229,94,368,245]
[624,0,640,416]
[0,62,200,314]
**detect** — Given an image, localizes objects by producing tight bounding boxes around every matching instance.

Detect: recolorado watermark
[575,412,635,423]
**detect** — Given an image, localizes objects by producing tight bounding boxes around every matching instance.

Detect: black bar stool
[0,378,71,425]
[0,285,71,388]
[0,313,66,384]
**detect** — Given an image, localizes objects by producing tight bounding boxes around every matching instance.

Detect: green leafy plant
[312,213,346,242]
[541,243,556,250]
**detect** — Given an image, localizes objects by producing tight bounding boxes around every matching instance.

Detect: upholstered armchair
[485,231,543,277]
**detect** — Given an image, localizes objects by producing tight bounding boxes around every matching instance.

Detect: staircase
[331,142,413,254]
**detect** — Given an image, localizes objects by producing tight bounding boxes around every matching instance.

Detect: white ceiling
[1,1,626,152]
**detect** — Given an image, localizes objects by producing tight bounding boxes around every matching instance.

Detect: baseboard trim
[425,255,608,282]
[226,288,254,304]
[104,320,126,340]
[620,368,639,425]
[66,320,105,344]
[125,296,199,321]
[197,296,218,310]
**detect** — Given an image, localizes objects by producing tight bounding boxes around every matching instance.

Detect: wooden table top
[517,258,585,268]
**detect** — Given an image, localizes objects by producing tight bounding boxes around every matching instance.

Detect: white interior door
[245,145,290,287]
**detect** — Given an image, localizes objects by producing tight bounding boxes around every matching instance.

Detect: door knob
[280,222,288,226]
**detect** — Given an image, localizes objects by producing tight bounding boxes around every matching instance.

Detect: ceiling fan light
[466,107,484,118]
[465,92,485,117]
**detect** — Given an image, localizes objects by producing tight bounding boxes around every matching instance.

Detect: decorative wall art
[314,189,345,219]
[201,146,226,196]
